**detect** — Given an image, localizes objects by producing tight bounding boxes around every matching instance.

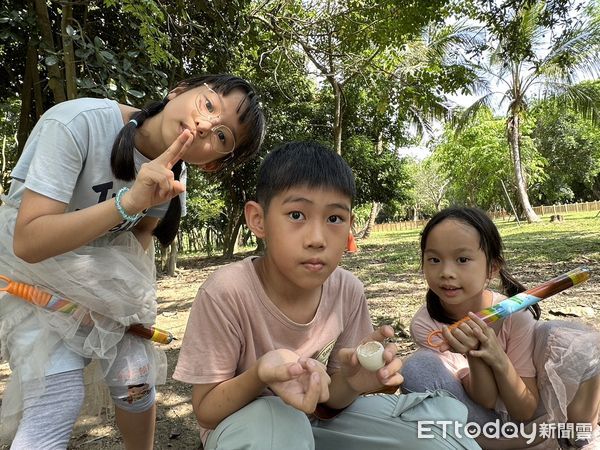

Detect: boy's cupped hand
[337,325,404,394]
[257,349,331,414]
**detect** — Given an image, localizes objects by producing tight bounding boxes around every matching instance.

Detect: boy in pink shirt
[174,141,480,450]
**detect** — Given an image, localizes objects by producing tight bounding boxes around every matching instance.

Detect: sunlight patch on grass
[348,212,600,287]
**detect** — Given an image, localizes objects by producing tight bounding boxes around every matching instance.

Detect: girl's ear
[489,262,500,280]
[166,86,186,101]
[198,161,220,173]
[245,201,266,239]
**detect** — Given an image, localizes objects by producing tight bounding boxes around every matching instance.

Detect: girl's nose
[195,127,207,138]
[440,263,455,278]
[195,114,219,132]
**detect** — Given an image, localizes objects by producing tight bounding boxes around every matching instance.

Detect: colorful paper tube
[0,275,174,344]
[427,266,591,347]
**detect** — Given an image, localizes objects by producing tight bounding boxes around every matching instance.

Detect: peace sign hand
[120,130,193,215]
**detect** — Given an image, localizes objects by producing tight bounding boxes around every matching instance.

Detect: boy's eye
[427,257,440,264]
[289,211,305,221]
[327,215,344,224]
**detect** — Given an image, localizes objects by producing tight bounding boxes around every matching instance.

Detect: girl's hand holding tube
[442,319,482,355]
[463,312,508,370]
[120,130,193,215]
[443,313,507,369]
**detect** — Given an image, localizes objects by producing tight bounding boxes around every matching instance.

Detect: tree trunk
[205,228,213,256]
[16,42,40,155]
[1,125,6,195]
[329,77,343,155]
[166,238,177,276]
[33,0,66,104]
[434,181,449,211]
[223,211,244,257]
[60,2,77,100]
[360,201,380,239]
[507,113,539,222]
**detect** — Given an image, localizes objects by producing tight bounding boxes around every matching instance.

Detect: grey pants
[402,348,502,424]
[9,368,157,449]
[204,393,481,450]
[10,369,85,450]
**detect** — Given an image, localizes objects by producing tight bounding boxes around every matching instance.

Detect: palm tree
[459,1,600,222]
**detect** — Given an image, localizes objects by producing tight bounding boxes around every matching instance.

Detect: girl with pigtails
[403,206,600,449]
[0,74,265,449]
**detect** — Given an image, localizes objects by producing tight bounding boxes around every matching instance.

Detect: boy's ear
[245,201,266,239]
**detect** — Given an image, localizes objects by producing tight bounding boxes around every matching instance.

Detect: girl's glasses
[195,84,236,156]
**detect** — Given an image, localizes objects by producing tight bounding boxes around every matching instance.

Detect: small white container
[356,341,385,371]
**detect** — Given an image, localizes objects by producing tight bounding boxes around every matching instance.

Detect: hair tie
[128,119,138,127]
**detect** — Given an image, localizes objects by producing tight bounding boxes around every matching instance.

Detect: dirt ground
[1,249,598,449]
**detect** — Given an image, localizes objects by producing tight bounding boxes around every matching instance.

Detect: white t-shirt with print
[9,97,186,232]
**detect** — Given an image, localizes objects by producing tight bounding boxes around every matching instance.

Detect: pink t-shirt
[410,291,537,380]
[173,256,373,438]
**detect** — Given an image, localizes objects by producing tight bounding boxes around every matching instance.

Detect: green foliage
[531,96,600,202]
[340,20,483,219]
[0,100,19,193]
[343,135,412,206]
[5,0,596,257]
[454,0,600,220]
[181,176,224,229]
[434,107,546,209]
[102,0,173,66]
[403,157,449,219]
[0,4,34,98]
[184,27,330,255]
[459,0,581,62]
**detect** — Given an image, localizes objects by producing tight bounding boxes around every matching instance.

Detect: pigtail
[110,99,167,180]
[498,267,541,320]
[498,267,525,297]
[110,98,181,247]
[426,290,455,325]
[152,161,182,247]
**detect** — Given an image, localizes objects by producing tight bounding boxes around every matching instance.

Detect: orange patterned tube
[0,275,174,344]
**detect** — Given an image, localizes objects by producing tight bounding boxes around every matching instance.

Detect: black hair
[420,206,540,324]
[110,74,265,247]
[256,141,356,211]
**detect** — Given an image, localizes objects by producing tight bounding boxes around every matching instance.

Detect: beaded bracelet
[115,187,143,222]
